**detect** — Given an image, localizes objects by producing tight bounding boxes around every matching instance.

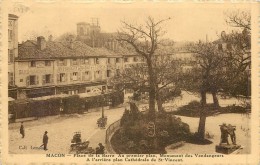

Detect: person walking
[20,122,25,138]
[42,131,48,151]
[95,143,105,154]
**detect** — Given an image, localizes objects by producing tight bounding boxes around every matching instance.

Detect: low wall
[105,119,121,154]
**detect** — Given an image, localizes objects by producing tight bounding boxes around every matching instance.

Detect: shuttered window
[27,75,39,86]
[8,72,14,86]
[8,49,14,63]
[42,74,53,85]
[57,73,66,83]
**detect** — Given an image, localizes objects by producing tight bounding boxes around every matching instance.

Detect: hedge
[8,91,124,119]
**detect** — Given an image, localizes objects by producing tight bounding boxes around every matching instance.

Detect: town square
[6,2,253,159]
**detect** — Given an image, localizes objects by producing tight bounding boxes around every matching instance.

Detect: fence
[105,119,121,154]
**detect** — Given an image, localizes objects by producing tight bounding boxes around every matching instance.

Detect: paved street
[9,92,250,154]
[9,107,125,154]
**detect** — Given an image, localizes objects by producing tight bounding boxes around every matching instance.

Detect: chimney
[48,35,53,42]
[37,36,46,50]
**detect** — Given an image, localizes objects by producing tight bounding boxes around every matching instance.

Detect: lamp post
[101,90,105,118]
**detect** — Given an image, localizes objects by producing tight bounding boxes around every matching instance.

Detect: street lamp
[101,90,105,118]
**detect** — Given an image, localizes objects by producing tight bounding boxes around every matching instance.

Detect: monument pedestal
[215,144,241,154]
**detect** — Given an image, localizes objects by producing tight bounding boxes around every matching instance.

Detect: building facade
[11,36,129,99]
[8,14,19,98]
[8,18,197,100]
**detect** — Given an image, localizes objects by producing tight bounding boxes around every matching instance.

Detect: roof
[17,38,188,60]
[77,22,90,25]
[17,39,127,60]
[8,14,18,19]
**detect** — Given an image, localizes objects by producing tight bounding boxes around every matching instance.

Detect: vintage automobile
[69,132,95,154]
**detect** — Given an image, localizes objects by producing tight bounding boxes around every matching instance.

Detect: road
[9,107,125,154]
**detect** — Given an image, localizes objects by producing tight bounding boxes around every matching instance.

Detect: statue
[216,123,241,154]
[227,124,236,145]
[219,123,229,145]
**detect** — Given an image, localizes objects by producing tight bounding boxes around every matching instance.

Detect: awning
[8,97,15,101]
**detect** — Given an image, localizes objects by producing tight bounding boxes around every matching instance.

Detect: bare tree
[117,17,171,119]
[183,41,227,139]
[112,53,182,113]
[223,10,251,98]
[225,10,251,31]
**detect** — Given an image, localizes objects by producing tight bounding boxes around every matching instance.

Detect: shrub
[174,100,248,117]
[112,112,191,154]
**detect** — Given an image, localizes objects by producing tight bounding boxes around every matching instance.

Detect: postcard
[0,1,259,164]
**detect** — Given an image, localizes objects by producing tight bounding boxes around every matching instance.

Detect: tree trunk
[155,85,164,112]
[212,91,219,108]
[197,90,207,139]
[147,58,156,120]
[156,94,163,112]
[148,84,156,119]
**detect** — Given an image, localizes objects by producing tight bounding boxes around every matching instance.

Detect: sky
[9,2,251,43]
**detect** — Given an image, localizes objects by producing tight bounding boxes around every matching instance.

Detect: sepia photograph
[1,1,259,164]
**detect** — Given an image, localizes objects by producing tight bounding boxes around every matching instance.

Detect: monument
[215,123,241,154]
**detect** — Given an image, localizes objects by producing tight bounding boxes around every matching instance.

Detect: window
[83,71,91,81]
[95,58,99,64]
[45,74,51,84]
[43,74,51,84]
[107,70,111,77]
[29,75,36,85]
[20,79,23,82]
[72,59,77,65]
[8,29,13,41]
[81,58,89,65]
[58,59,66,66]
[85,58,89,64]
[133,57,138,62]
[58,73,66,82]
[30,61,36,67]
[8,49,14,63]
[95,70,102,80]
[107,58,111,64]
[72,72,78,81]
[124,58,128,62]
[116,58,120,63]
[45,61,51,66]
[79,27,84,35]
[8,20,13,27]
[8,72,14,86]
[116,69,120,76]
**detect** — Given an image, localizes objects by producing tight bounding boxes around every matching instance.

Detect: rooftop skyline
[9,2,251,43]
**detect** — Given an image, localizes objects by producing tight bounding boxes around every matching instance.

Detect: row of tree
[113,10,251,140]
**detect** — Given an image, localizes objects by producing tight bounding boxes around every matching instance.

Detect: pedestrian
[20,122,25,138]
[98,143,105,154]
[95,147,101,154]
[42,131,48,151]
